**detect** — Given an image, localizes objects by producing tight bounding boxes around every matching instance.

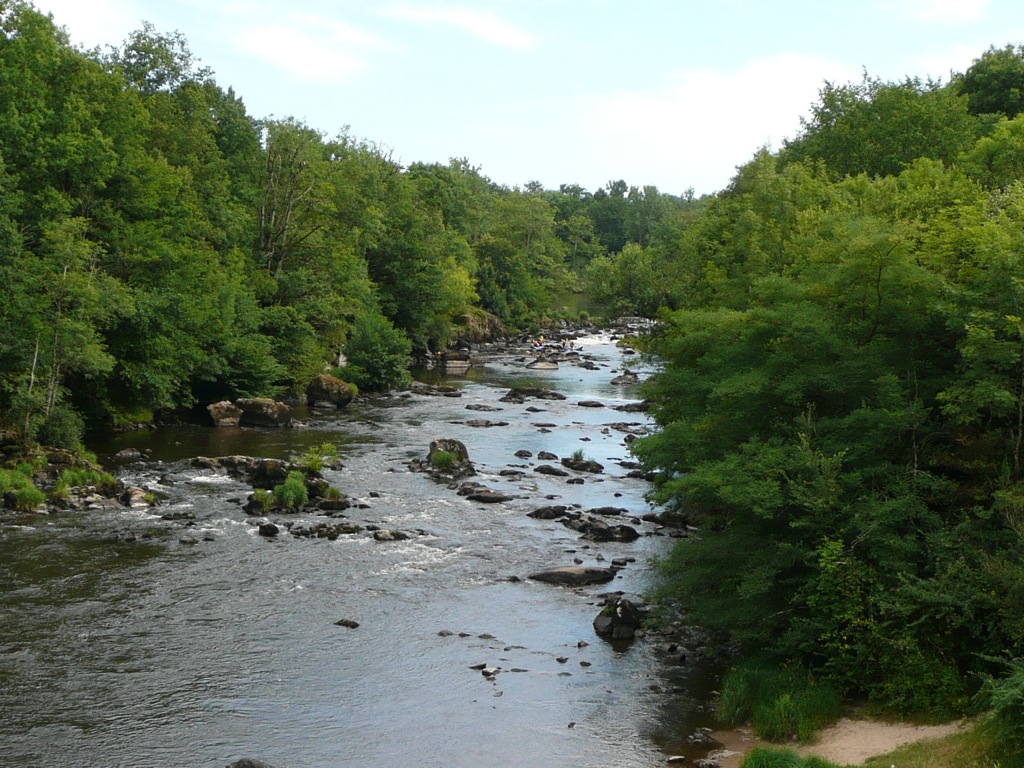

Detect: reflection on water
[0,335,719,768]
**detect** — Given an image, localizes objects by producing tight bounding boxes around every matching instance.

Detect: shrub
[430,450,458,470]
[578,310,590,323]
[341,314,412,392]
[297,442,340,473]
[250,488,272,511]
[35,405,85,450]
[272,471,309,510]
[571,448,586,462]
[13,484,45,512]
[978,657,1024,751]
[325,486,344,501]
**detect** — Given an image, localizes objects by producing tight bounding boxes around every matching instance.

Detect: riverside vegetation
[3,2,1024,764]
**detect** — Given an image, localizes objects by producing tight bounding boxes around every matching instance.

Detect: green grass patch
[430,450,459,470]
[272,471,309,510]
[720,659,840,744]
[296,442,340,473]
[60,467,116,489]
[740,747,840,768]
[862,721,1014,768]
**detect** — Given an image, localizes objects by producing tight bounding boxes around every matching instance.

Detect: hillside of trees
[0,1,695,448]
[628,44,1024,749]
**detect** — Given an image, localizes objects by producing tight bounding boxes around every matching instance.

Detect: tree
[959,44,1024,118]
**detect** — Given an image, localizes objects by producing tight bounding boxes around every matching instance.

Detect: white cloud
[32,0,139,48]
[234,22,369,82]
[381,4,537,50]
[876,0,991,23]
[571,53,861,194]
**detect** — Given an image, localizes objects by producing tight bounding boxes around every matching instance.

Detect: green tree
[959,44,1024,118]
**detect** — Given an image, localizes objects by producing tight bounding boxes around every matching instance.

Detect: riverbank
[708,717,969,767]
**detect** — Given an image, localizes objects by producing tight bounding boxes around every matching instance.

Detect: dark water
[0,335,719,768]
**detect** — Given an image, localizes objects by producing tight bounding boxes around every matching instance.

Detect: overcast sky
[27,0,1024,196]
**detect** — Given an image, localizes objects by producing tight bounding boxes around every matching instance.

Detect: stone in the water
[528,566,616,586]
[335,618,359,628]
[258,522,279,537]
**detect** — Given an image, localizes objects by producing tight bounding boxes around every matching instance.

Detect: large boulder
[208,400,243,427]
[528,566,617,586]
[236,398,293,427]
[192,456,295,489]
[593,597,644,640]
[306,374,354,408]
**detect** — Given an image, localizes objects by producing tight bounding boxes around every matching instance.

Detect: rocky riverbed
[0,329,728,768]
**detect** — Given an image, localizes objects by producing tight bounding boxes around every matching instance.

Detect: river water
[0,334,719,768]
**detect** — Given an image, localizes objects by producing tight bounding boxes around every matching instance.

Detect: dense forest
[628,44,1024,751]
[5,0,1024,754]
[0,1,695,448]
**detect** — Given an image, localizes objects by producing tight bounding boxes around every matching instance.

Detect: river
[0,333,720,768]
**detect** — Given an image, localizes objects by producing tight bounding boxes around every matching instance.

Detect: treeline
[0,1,693,448]
[631,44,1024,735]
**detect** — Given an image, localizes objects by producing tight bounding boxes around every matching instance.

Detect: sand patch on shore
[709,717,966,767]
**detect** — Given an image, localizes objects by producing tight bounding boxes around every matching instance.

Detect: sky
[26,0,1024,197]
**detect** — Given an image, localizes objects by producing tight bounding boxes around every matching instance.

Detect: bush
[978,657,1024,751]
[35,405,85,450]
[13,484,45,511]
[250,488,272,512]
[297,442,340,473]
[272,471,309,510]
[341,314,412,392]
[430,450,458,470]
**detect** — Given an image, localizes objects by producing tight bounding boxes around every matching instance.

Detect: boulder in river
[236,398,293,427]
[500,387,567,404]
[306,373,354,408]
[208,400,243,427]
[226,760,278,768]
[528,566,617,586]
[593,597,645,640]
[408,438,476,480]
[561,456,604,474]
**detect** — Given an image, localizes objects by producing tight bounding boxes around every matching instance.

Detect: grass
[430,450,459,470]
[60,467,117,489]
[737,719,1018,768]
[272,471,309,510]
[741,748,840,768]
[862,722,1015,768]
[296,442,340,473]
[720,659,841,744]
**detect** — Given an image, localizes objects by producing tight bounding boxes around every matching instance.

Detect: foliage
[430,450,458,470]
[272,470,308,510]
[959,44,1024,118]
[250,488,271,511]
[341,313,412,391]
[740,748,840,768]
[296,442,340,473]
[719,660,840,743]
[60,467,117,489]
[977,657,1024,751]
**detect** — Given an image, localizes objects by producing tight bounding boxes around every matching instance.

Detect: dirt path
[709,718,966,767]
